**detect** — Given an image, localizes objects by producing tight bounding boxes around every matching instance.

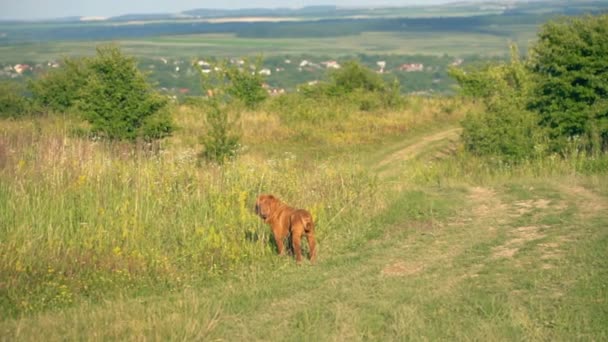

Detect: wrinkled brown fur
[255,194,317,264]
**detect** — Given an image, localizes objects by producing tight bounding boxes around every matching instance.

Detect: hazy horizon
[1,0,502,21]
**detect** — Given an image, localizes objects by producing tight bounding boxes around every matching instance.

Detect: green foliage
[29,58,89,112]
[198,57,268,109]
[298,61,402,111]
[199,101,240,164]
[140,107,174,141]
[328,60,387,94]
[77,45,172,141]
[224,57,268,109]
[0,81,29,118]
[450,46,545,161]
[28,46,174,141]
[452,14,608,160]
[196,59,244,164]
[528,14,608,153]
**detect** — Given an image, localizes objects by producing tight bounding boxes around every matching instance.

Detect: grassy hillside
[1,94,607,339]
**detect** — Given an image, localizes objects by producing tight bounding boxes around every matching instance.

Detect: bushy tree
[29,45,173,141]
[450,46,545,160]
[77,45,172,141]
[528,14,608,152]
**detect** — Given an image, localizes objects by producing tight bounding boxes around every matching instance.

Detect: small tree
[222,57,268,109]
[78,45,172,141]
[196,60,243,164]
[199,100,240,163]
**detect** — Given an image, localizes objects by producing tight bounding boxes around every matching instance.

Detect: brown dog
[255,194,317,264]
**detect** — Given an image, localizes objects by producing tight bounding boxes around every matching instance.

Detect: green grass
[1,96,607,339]
[0,30,537,63]
[2,174,606,340]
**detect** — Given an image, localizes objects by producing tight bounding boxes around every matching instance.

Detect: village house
[197,60,212,73]
[13,64,31,74]
[322,60,341,69]
[451,58,464,66]
[399,63,424,72]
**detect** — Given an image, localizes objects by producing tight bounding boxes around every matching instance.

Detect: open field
[0,30,538,63]
[1,94,607,339]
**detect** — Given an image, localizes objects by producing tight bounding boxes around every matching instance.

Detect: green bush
[28,45,173,141]
[198,57,268,109]
[528,14,608,153]
[224,57,268,109]
[328,60,387,94]
[77,45,172,141]
[450,46,545,161]
[199,101,240,164]
[29,58,89,112]
[0,81,29,118]
[298,61,402,111]
[196,59,244,163]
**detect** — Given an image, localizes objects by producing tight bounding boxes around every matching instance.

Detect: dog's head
[255,194,280,221]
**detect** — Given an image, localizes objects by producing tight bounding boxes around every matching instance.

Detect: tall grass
[1,95,467,317]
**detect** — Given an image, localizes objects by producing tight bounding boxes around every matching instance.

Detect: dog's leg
[272,228,286,256]
[306,232,317,264]
[270,224,285,255]
[292,230,303,264]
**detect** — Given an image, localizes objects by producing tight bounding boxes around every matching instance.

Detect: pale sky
[0,0,490,20]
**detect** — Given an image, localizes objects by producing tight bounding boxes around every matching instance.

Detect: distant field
[0,30,537,63]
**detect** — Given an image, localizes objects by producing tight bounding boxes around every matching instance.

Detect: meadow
[1,3,608,339]
[1,93,607,340]
[0,30,537,64]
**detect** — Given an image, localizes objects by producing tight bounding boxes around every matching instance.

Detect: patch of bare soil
[382,261,424,277]
[469,187,508,221]
[560,184,607,217]
[492,225,547,259]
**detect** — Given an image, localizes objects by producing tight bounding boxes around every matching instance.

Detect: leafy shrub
[450,46,545,161]
[0,81,29,118]
[77,45,172,141]
[528,14,608,153]
[198,57,268,109]
[328,60,387,94]
[199,101,240,164]
[196,59,244,163]
[29,58,89,112]
[299,61,402,111]
[140,107,174,141]
[29,45,173,141]
[223,57,268,109]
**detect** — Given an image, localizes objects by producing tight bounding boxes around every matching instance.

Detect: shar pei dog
[255,194,317,264]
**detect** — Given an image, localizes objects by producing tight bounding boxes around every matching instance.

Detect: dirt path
[375,127,461,176]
